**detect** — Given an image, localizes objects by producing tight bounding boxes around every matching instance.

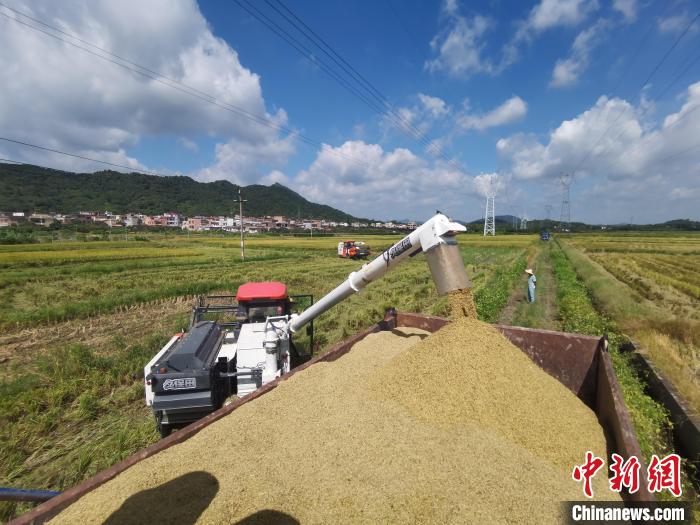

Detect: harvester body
[144,282,304,436]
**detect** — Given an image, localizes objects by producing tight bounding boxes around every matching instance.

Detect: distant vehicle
[338,240,370,259]
[540,231,550,241]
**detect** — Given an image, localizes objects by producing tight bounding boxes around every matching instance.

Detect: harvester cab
[145,212,468,437]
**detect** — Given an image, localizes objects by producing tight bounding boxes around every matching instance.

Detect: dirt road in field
[499,244,560,330]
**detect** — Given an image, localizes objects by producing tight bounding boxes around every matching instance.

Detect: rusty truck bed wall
[12,311,651,524]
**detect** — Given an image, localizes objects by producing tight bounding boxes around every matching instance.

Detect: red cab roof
[236,281,288,301]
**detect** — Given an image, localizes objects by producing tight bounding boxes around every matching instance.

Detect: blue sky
[1,0,699,223]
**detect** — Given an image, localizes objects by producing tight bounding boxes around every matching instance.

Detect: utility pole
[235,189,247,261]
[559,173,572,230]
[545,204,553,222]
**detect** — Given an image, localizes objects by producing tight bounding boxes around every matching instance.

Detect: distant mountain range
[464,215,700,231]
[464,214,520,225]
[0,163,358,221]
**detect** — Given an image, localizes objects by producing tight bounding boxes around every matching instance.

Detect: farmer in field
[526,268,537,303]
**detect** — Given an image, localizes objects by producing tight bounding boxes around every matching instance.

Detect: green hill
[0,163,356,220]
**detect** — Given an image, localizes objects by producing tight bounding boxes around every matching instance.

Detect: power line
[233,0,389,118]
[384,0,414,42]
[0,3,374,171]
[238,0,462,168]
[0,136,159,174]
[594,90,700,165]
[571,10,700,178]
[609,1,673,96]
[266,0,449,159]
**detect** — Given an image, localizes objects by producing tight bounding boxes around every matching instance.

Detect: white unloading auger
[287,212,471,333]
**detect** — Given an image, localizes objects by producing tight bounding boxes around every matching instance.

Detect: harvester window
[247,304,284,322]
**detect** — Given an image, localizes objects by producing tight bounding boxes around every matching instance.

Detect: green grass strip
[550,241,671,461]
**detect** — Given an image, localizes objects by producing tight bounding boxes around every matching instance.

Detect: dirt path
[498,243,560,330]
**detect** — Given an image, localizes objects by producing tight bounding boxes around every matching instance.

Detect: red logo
[647,454,682,497]
[609,453,640,494]
[572,451,605,498]
[573,452,683,498]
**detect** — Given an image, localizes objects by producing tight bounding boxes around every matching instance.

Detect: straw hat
[525,268,534,275]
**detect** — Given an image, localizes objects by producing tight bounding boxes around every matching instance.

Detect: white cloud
[612,0,637,22]
[550,20,608,88]
[294,140,481,220]
[382,93,452,157]
[473,172,506,197]
[657,13,693,34]
[427,0,601,79]
[179,137,199,152]
[262,170,289,185]
[503,0,599,70]
[425,2,494,78]
[496,82,700,221]
[418,93,450,118]
[196,123,296,184]
[458,96,527,131]
[0,0,294,179]
[528,0,599,31]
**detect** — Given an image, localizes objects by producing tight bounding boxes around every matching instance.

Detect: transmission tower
[559,174,572,229]
[483,194,496,236]
[545,204,553,221]
[520,214,528,230]
[482,175,496,236]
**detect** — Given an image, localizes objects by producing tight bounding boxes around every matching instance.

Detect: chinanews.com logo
[565,451,691,524]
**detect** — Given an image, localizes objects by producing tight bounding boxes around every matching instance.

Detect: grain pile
[51,322,618,525]
[447,287,477,319]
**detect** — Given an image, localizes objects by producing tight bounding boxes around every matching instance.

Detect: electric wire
[583,46,700,167]
[269,0,460,166]
[571,10,700,178]
[0,4,374,170]
[265,0,450,162]
[0,137,161,174]
[384,0,414,42]
[241,0,461,168]
[232,0,389,119]
[249,0,440,159]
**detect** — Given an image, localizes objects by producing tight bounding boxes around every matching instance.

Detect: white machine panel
[236,322,268,397]
[216,330,238,362]
[143,334,181,407]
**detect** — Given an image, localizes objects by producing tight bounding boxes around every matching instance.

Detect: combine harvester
[337,239,370,259]
[9,212,655,524]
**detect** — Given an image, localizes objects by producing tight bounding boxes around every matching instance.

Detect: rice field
[560,233,700,414]
[0,234,534,331]
[5,230,697,521]
[0,232,534,521]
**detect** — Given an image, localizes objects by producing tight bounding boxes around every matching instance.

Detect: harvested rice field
[51,318,618,525]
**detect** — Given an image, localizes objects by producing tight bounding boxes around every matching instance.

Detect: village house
[28,213,55,226]
[0,213,17,227]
